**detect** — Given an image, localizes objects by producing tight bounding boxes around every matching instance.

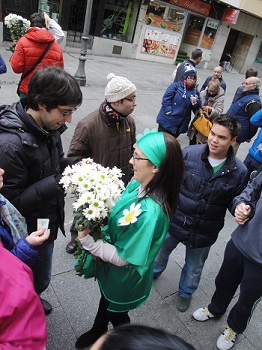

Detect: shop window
[200,19,219,50]
[38,0,62,22]
[255,41,262,64]
[145,1,186,33]
[183,15,204,46]
[100,0,140,42]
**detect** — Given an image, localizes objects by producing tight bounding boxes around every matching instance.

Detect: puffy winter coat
[0,100,77,241]
[227,89,261,143]
[157,81,201,136]
[170,144,248,248]
[10,27,64,94]
[68,103,136,186]
[248,109,262,163]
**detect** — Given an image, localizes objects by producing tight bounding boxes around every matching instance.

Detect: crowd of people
[0,20,262,350]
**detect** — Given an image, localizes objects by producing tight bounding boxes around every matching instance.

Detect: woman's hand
[26,229,50,246]
[78,227,91,239]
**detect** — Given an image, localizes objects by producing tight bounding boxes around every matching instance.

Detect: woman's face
[129,146,158,187]
[0,168,4,190]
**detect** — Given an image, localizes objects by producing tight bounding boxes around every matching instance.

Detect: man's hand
[26,229,50,246]
[234,203,251,225]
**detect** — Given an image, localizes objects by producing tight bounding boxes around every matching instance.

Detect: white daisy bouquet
[60,158,125,241]
[4,13,30,52]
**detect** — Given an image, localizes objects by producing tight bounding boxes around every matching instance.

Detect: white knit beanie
[105,73,136,102]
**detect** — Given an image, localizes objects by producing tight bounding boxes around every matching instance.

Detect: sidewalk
[0,48,261,349]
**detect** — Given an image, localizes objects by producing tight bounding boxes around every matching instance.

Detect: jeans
[31,240,54,295]
[154,232,211,298]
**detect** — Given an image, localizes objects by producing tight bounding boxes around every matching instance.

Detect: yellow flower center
[125,209,136,222]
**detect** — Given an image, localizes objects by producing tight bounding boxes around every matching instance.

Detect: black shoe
[66,241,78,254]
[40,298,52,315]
[75,327,107,349]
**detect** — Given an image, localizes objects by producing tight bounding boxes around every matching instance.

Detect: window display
[145,2,186,34]
[38,0,61,22]
[100,0,140,42]
[183,15,204,46]
[200,19,219,49]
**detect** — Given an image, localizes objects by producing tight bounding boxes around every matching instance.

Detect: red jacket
[10,27,64,94]
[0,242,47,349]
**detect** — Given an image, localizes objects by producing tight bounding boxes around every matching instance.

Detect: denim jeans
[154,232,211,298]
[31,240,54,295]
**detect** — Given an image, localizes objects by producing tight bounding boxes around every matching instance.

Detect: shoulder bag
[17,41,53,96]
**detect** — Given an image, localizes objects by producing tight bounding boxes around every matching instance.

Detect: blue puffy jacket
[227,89,261,143]
[157,81,201,136]
[170,144,248,248]
[248,109,262,162]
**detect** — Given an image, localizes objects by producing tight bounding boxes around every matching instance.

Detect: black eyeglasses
[132,154,149,161]
[124,96,136,102]
[57,107,77,117]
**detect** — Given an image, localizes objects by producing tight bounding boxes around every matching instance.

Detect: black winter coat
[0,100,77,240]
[170,144,248,248]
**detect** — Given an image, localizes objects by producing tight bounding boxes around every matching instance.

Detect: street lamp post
[74,0,93,86]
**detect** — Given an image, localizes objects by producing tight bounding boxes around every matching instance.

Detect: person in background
[74,132,183,349]
[188,79,225,144]
[154,115,248,313]
[10,12,64,98]
[0,54,7,74]
[44,11,65,44]
[65,73,136,254]
[0,67,82,316]
[227,76,261,154]
[243,109,262,177]
[193,171,262,350]
[232,67,258,103]
[200,66,226,92]
[0,167,48,349]
[90,324,195,350]
[220,52,231,72]
[172,48,203,83]
[157,65,201,139]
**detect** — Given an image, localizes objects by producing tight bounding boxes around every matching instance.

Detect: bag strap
[20,41,53,83]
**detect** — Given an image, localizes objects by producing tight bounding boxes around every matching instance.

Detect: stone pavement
[0,47,261,350]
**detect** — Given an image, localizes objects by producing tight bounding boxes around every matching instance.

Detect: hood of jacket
[24,27,55,44]
[0,100,66,147]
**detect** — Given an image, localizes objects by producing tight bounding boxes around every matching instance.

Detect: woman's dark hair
[143,133,183,219]
[98,324,195,350]
[30,13,46,28]
[27,66,83,110]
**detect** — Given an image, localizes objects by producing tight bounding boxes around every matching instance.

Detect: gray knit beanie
[105,73,136,102]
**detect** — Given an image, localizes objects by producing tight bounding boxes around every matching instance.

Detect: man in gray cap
[65,73,137,253]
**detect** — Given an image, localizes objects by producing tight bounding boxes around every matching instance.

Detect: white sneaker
[216,326,238,350]
[193,307,214,321]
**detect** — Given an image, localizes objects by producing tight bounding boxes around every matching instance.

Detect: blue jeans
[243,153,261,178]
[154,232,211,298]
[31,240,54,295]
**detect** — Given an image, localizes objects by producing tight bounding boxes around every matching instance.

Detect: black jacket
[170,144,248,248]
[0,100,77,240]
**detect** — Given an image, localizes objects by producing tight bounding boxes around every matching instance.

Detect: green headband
[137,132,166,168]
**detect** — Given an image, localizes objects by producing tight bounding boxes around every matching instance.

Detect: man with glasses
[65,72,136,254]
[0,66,82,315]
[200,66,226,92]
[227,76,261,154]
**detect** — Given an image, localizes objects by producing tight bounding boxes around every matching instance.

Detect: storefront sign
[169,0,211,17]
[222,9,240,24]
[141,28,180,58]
